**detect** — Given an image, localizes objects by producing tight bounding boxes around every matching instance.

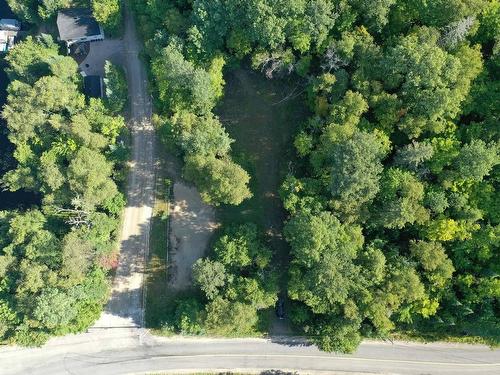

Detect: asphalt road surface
[1,334,499,375]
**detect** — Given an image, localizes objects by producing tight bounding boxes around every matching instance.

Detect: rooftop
[57,8,101,42]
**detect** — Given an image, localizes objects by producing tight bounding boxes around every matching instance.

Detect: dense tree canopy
[131,0,499,352]
[0,35,127,345]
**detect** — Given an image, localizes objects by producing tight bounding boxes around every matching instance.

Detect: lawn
[215,68,308,319]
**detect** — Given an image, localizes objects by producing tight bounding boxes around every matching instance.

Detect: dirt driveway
[168,182,218,291]
[93,5,154,329]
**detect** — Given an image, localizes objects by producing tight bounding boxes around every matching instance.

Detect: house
[0,30,16,52]
[56,8,104,47]
[83,75,104,99]
[0,19,21,31]
[0,18,20,52]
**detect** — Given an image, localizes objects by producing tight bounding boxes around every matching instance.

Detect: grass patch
[215,69,308,230]
[393,321,500,347]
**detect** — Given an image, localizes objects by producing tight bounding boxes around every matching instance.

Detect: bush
[104,61,128,114]
[92,0,122,36]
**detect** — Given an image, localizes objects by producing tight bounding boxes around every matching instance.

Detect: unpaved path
[168,182,218,291]
[93,4,155,328]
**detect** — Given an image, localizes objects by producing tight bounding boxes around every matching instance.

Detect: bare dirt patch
[168,182,219,291]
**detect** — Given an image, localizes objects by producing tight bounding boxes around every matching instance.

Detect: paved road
[1,335,499,375]
[93,3,154,328]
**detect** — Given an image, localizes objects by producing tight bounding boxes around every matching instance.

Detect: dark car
[276,297,285,319]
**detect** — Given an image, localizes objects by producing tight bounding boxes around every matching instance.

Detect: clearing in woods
[146,68,307,332]
[216,69,308,311]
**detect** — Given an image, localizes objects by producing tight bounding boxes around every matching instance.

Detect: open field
[216,69,307,267]
[216,69,307,232]
[216,68,308,333]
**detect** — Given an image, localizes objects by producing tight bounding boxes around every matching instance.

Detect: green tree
[204,297,259,336]
[60,231,93,285]
[409,241,455,288]
[313,317,362,353]
[5,35,59,84]
[67,147,118,210]
[327,130,387,220]
[382,27,483,137]
[173,297,204,335]
[285,211,364,313]
[7,0,38,23]
[33,288,77,329]
[372,168,429,229]
[104,61,128,114]
[213,223,272,270]
[48,56,79,82]
[152,43,218,114]
[38,0,69,19]
[192,259,227,300]
[350,0,397,32]
[91,0,122,35]
[451,140,499,182]
[183,155,252,206]
[393,141,434,173]
[165,111,233,157]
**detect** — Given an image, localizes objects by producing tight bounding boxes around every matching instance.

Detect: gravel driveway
[93,5,154,329]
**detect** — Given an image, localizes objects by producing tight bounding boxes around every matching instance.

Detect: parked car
[0,19,21,31]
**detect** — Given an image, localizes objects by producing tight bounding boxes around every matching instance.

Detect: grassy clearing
[215,69,307,231]
[215,69,307,280]
[215,68,308,334]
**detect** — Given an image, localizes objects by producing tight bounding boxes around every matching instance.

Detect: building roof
[83,75,103,98]
[0,19,21,31]
[57,8,101,42]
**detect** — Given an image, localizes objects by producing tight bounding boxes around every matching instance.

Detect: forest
[132,0,499,352]
[0,34,128,345]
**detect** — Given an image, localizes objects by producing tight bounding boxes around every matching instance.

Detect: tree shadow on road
[268,335,313,348]
[94,221,151,328]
